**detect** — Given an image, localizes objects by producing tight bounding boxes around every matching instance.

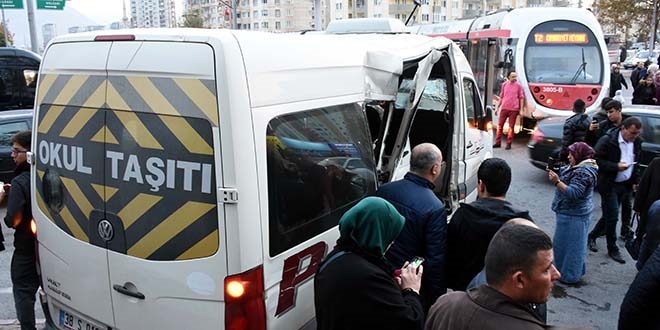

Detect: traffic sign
[0,0,24,9]
[36,0,65,10]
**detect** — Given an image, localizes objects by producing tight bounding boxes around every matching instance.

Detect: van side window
[463,78,476,122]
[267,103,376,256]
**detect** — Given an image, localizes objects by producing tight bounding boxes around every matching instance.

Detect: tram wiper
[570,48,587,84]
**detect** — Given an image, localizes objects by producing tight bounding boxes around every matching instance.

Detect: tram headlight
[545,99,553,106]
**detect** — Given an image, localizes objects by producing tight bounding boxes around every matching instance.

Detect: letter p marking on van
[275,241,327,317]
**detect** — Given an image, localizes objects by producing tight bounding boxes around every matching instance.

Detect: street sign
[0,0,24,9]
[36,0,64,10]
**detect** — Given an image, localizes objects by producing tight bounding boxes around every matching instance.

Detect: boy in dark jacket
[447,158,531,291]
[559,99,590,162]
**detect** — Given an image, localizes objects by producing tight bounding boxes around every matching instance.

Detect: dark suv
[0,47,40,111]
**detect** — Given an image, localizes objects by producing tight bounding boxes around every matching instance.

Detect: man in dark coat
[426,224,587,330]
[0,131,38,330]
[636,200,660,270]
[633,157,660,240]
[447,158,531,291]
[559,99,590,162]
[377,143,447,310]
[618,245,660,330]
[588,117,643,264]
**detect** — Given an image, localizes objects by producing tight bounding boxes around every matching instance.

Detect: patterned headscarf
[338,197,405,257]
[568,142,595,164]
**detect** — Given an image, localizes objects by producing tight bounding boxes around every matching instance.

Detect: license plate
[57,305,106,330]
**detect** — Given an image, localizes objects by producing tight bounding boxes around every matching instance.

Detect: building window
[253,10,258,17]
[262,21,268,28]
[287,9,293,16]
[422,14,429,21]
[275,9,281,16]
[336,2,342,9]
[262,9,268,16]
[263,0,267,3]
[275,0,280,4]
[253,22,258,29]
[275,21,281,29]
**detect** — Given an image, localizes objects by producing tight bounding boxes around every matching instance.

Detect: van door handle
[467,141,474,149]
[113,284,145,300]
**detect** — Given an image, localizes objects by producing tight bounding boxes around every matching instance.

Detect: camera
[547,157,561,174]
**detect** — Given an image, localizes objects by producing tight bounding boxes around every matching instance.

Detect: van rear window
[266,103,376,257]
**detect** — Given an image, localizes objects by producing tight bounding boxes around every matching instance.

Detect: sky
[66,0,184,25]
[3,0,185,49]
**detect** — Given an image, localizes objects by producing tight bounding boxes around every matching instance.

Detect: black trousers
[11,252,40,330]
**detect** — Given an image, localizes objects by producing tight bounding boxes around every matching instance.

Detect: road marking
[0,287,11,294]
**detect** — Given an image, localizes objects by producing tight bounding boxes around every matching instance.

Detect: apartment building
[130,0,177,28]
[187,0,575,31]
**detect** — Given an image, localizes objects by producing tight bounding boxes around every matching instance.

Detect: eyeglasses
[11,148,27,154]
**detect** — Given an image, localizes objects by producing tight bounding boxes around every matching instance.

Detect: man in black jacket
[0,131,38,330]
[618,243,660,330]
[587,117,643,264]
[378,143,447,310]
[447,158,531,291]
[559,99,590,162]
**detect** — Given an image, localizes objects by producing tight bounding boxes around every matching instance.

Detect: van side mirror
[478,105,493,131]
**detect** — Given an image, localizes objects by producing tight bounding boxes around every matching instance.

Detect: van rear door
[34,42,115,328]
[102,41,225,330]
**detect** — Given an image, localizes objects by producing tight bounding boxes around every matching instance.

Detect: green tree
[181,10,207,28]
[0,23,13,47]
[594,0,658,44]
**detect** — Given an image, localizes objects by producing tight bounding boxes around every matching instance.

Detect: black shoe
[587,237,598,252]
[493,143,501,148]
[505,144,512,150]
[609,250,626,264]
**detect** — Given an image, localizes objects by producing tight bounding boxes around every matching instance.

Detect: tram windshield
[524,20,603,85]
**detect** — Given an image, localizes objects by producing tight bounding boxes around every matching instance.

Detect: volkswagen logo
[98,220,114,241]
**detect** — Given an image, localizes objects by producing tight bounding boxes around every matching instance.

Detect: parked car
[623,49,660,69]
[0,47,41,111]
[0,109,32,183]
[528,105,660,171]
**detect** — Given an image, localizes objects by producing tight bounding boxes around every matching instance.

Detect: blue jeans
[11,253,40,330]
[590,182,631,252]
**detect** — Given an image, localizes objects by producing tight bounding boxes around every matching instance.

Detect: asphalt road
[497,136,635,330]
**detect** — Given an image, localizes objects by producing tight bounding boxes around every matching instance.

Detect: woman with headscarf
[314,197,424,330]
[548,142,598,285]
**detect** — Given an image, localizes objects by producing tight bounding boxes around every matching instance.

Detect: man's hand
[589,122,599,131]
[617,162,630,171]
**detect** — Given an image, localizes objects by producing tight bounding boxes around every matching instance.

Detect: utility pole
[652,0,658,49]
[26,0,38,52]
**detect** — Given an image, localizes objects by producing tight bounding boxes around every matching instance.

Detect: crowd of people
[315,93,660,329]
[611,60,660,106]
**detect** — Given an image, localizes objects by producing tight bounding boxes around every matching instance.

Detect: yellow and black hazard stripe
[35,73,220,261]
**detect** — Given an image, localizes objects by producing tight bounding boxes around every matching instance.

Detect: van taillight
[225,265,266,330]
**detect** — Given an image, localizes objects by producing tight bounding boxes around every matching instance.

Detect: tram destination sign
[533,33,588,44]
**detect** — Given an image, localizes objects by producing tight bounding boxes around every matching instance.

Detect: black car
[528,105,660,171]
[0,110,33,183]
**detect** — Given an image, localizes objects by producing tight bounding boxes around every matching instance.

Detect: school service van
[31,29,491,330]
